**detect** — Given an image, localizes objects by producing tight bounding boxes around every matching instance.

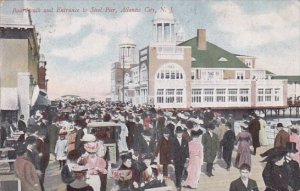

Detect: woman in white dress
[258,113,269,146]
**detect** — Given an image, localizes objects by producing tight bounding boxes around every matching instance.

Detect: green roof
[179,37,248,68]
[272,76,300,84]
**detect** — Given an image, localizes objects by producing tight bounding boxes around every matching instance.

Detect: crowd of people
[0,99,300,191]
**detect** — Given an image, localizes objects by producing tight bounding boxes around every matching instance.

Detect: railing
[156,45,184,60]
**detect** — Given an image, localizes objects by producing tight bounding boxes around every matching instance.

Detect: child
[55,130,68,169]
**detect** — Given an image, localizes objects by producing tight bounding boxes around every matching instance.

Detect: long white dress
[259,118,269,146]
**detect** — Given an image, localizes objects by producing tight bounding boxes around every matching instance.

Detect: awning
[0,88,19,110]
[31,85,51,106]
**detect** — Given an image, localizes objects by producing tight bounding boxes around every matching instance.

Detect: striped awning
[0,88,19,110]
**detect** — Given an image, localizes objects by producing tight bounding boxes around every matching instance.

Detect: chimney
[197,29,207,50]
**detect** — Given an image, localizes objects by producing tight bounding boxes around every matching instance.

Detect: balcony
[156,45,184,60]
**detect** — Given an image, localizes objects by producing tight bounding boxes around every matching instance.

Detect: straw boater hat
[80,134,96,142]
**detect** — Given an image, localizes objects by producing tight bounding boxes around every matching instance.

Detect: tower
[152,6,176,45]
[119,35,136,68]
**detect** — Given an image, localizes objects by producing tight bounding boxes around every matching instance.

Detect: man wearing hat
[154,128,172,178]
[14,139,42,191]
[125,115,135,150]
[248,113,260,155]
[274,123,290,148]
[171,126,189,190]
[17,114,26,132]
[221,122,236,170]
[202,122,219,177]
[134,129,156,159]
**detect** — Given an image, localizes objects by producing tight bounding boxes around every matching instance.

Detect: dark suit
[154,137,172,176]
[17,120,26,132]
[171,137,189,188]
[134,137,156,158]
[75,129,85,154]
[229,178,258,191]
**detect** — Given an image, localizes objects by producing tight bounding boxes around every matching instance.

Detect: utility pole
[122,48,125,103]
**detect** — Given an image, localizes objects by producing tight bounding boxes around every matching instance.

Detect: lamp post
[122,47,125,103]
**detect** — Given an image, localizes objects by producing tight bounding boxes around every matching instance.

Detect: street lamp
[121,47,126,103]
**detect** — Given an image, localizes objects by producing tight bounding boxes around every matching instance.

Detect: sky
[1,0,299,100]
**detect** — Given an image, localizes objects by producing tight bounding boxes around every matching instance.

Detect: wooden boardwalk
[42,145,271,191]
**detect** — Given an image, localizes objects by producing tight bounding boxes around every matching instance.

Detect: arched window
[156,63,185,80]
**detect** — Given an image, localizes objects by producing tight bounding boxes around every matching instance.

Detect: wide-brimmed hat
[58,129,67,136]
[259,113,265,118]
[84,141,99,153]
[80,134,96,142]
[191,129,203,137]
[175,126,184,133]
[286,142,298,153]
[141,153,153,160]
[260,147,287,162]
[72,165,88,172]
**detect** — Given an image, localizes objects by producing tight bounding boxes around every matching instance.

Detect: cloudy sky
[1,0,299,100]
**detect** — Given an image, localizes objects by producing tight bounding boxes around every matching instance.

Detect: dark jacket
[171,137,189,165]
[202,131,219,163]
[125,121,135,150]
[284,159,300,190]
[221,130,236,151]
[248,118,260,148]
[154,137,172,164]
[26,148,41,170]
[17,120,26,132]
[134,137,156,157]
[61,165,75,184]
[229,178,258,191]
[274,130,290,148]
[262,162,289,191]
[75,129,85,154]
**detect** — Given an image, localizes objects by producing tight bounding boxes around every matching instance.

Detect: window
[236,71,245,80]
[157,89,164,103]
[265,89,272,102]
[245,59,252,67]
[166,89,175,103]
[141,64,148,81]
[258,88,264,102]
[192,89,201,103]
[240,88,249,102]
[204,89,214,102]
[156,63,185,80]
[157,23,162,42]
[216,89,226,102]
[274,88,280,101]
[228,89,237,102]
[176,89,183,103]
